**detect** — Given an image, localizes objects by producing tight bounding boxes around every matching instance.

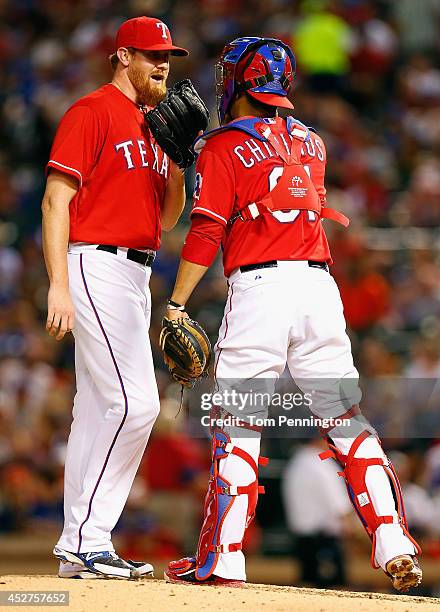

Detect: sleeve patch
[194,172,203,200]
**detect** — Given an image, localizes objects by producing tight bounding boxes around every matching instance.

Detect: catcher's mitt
[144,79,210,169]
[159,316,212,387]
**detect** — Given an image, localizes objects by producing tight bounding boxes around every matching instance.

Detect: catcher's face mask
[215,36,296,124]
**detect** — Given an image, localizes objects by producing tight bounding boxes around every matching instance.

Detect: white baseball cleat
[54,547,154,580]
[58,561,99,580]
[386,554,422,592]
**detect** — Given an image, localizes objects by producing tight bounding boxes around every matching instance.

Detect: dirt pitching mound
[1,576,438,611]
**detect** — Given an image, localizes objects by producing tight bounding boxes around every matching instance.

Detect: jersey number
[268,167,317,224]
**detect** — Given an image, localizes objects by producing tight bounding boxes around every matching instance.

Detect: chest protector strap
[231,122,349,228]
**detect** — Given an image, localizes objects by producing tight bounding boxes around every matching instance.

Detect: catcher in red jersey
[162,37,422,591]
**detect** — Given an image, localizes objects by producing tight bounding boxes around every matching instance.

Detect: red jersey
[191,117,332,277]
[47,84,170,250]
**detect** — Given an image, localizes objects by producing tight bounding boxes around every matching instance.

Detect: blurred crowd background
[0,0,439,594]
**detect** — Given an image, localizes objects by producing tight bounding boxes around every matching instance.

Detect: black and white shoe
[58,561,98,580]
[54,547,154,580]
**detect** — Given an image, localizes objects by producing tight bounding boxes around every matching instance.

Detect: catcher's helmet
[215,37,296,124]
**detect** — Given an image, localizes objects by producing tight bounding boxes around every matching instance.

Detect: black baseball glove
[144,79,210,169]
[159,316,212,388]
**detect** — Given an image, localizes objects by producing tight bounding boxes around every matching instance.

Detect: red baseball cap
[115,16,189,57]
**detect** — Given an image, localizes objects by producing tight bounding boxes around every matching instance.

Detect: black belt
[96,244,156,267]
[240,260,329,273]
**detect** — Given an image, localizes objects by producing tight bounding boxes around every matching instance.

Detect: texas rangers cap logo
[194,172,203,199]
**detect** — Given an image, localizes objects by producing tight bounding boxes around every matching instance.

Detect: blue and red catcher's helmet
[215,37,296,124]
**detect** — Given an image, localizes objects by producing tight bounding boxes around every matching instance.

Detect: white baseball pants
[211,261,416,580]
[56,245,160,553]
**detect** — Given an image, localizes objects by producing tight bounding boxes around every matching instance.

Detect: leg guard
[195,427,268,581]
[320,428,421,569]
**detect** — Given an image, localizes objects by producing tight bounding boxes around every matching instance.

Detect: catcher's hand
[159,316,212,388]
[144,79,210,169]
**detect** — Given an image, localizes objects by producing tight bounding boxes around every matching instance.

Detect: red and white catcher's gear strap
[195,429,267,581]
[208,405,264,435]
[318,404,366,437]
[235,198,349,227]
[320,429,421,569]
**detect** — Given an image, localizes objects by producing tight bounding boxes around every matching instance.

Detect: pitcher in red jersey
[163,37,422,592]
[41,16,190,580]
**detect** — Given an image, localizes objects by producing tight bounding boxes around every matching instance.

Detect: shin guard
[320,429,421,568]
[195,428,268,580]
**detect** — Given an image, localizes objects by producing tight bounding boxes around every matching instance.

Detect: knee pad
[320,427,421,568]
[195,428,268,580]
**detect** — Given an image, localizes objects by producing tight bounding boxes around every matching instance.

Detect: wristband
[167,299,185,311]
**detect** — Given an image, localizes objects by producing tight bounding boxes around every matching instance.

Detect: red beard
[128,64,167,107]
